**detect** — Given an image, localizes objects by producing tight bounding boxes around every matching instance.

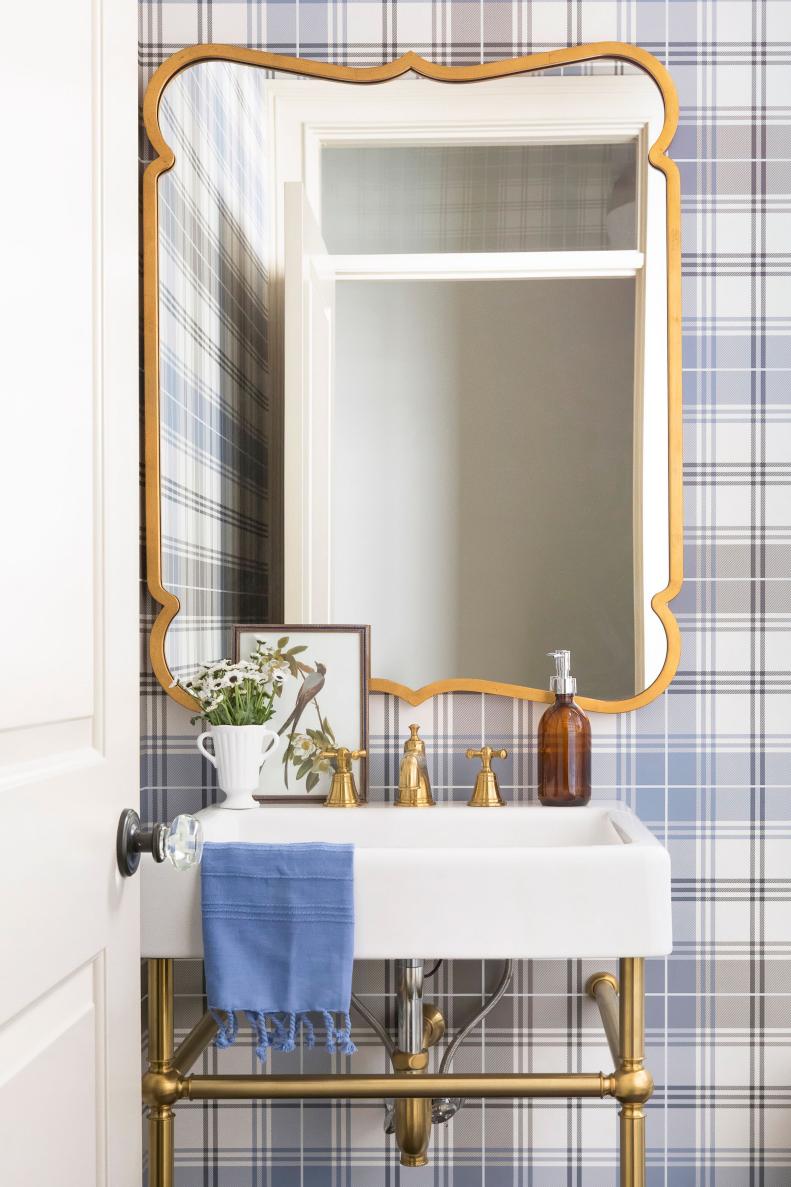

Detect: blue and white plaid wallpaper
[156,61,273,680]
[140,1,791,1182]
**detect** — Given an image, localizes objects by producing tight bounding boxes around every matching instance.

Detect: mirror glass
[154,63,292,683]
[321,141,638,253]
[151,57,673,703]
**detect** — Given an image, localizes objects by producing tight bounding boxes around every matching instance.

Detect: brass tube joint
[391,1050,430,1072]
[586,972,619,998]
[612,1066,654,1106]
[143,1069,185,1109]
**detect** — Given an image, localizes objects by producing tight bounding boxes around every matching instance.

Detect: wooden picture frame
[232,624,370,804]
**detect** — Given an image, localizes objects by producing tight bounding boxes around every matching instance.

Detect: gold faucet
[321,746,366,808]
[396,725,435,807]
[465,745,508,807]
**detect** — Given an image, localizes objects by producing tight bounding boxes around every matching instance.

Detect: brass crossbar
[183,1071,613,1101]
[145,957,651,1187]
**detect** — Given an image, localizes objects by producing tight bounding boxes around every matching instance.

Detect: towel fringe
[212,1010,353,1061]
[300,1013,316,1049]
[319,1010,335,1053]
[245,1010,271,1061]
[211,1008,238,1049]
[282,1012,297,1054]
[336,1011,357,1056]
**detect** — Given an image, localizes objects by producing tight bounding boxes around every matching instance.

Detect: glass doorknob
[116,808,204,877]
[165,813,204,870]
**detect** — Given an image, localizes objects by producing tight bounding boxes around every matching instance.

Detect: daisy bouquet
[180,640,291,726]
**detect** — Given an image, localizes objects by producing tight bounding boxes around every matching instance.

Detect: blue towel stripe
[202,871,353,882]
[201,841,356,1064]
[201,911,351,921]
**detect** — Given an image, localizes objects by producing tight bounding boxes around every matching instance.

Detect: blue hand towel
[201,841,356,1060]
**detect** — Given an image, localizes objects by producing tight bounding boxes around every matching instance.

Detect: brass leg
[620,1104,646,1187]
[147,959,175,1187]
[617,958,651,1187]
[148,1106,174,1187]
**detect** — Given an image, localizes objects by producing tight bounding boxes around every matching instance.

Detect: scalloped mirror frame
[143,42,682,715]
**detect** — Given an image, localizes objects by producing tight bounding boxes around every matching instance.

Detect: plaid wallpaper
[139,1,791,1182]
[155,60,273,680]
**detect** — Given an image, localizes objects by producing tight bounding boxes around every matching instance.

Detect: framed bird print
[232,625,370,803]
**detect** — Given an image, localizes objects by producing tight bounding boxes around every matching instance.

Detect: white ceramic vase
[196,724,281,810]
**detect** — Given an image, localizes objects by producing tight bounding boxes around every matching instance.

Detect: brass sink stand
[144,957,652,1185]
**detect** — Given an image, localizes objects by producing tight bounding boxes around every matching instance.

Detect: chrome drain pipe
[397,959,425,1054]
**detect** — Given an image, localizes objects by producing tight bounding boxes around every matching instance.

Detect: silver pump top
[547,649,576,695]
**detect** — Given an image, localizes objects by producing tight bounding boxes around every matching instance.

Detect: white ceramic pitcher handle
[196,731,218,769]
[259,728,282,771]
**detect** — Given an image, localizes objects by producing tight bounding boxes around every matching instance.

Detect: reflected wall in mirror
[144,46,681,712]
[148,62,281,686]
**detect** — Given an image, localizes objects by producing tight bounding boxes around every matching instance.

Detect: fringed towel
[201,841,356,1060]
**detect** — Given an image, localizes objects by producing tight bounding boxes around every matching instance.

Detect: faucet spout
[396,725,435,807]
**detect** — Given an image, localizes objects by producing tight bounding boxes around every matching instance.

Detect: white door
[0,1,141,1185]
[283,182,336,622]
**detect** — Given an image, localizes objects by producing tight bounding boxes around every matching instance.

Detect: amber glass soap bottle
[538,649,591,806]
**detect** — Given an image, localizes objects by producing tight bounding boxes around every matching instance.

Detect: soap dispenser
[538,650,591,806]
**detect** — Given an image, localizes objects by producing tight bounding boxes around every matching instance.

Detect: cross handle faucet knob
[320,746,367,772]
[465,745,508,771]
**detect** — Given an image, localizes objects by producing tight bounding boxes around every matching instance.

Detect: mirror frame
[143,42,682,714]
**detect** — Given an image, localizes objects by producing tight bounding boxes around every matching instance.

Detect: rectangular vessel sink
[142,802,671,960]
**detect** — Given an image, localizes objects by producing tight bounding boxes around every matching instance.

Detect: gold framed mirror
[143,43,681,714]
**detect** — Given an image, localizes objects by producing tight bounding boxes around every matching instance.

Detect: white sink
[141,802,671,960]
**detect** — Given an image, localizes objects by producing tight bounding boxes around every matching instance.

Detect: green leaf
[278,636,289,648]
[323,717,335,741]
[306,772,320,792]
[296,758,313,780]
[287,645,308,656]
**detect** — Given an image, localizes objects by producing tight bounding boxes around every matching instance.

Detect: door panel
[1,965,100,1186]
[0,0,140,1183]
[3,0,95,735]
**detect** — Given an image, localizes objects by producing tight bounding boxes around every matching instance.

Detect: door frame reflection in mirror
[143,43,681,715]
[279,78,663,703]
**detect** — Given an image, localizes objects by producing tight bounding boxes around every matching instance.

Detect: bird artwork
[278,662,327,736]
[276,658,335,789]
[240,634,352,795]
